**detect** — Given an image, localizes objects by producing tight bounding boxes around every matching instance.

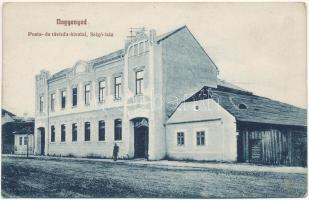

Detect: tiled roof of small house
[2,109,16,117]
[186,84,307,127]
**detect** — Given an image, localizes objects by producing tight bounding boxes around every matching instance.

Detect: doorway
[133,118,149,159]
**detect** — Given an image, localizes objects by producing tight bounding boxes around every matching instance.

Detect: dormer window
[238,103,248,110]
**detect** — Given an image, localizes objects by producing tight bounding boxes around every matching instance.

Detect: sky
[2,2,307,117]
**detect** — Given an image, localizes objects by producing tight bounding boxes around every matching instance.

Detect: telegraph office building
[35,26,306,165]
[34,26,219,160]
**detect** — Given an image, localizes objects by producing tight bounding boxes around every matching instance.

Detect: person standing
[113,143,119,161]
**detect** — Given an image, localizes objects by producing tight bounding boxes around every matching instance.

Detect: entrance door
[40,128,45,155]
[249,139,262,163]
[133,118,149,159]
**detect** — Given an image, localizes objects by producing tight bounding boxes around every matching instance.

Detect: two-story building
[34,26,219,160]
[35,26,306,165]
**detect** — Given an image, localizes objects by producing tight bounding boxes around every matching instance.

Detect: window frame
[114,119,122,141]
[72,87,78,107]
[51,125,55,142]
[39,96,44,113]
[61,90,66,109]
[84,84,91,105]
[19,137,23,145]
[176,131,185,146]
[135,70,144,95]
[98,80,105,102]
[24,136,28,145]
[84,122,91,141]
[50,93,55,112]
[114,76,122,100]
[196,130,206,146]
[61,124,66,142]
[98,120,105,141]
[72,123,78,142]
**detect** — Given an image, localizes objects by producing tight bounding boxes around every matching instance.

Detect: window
[114,76,121,99]
[99,81,105,102]
[72,87,77,106]
[39,96,44,112]
[50,94,55,111]
[136,70,144,95]
[139,42,144,54]
[72,123,77,142]
[85,84,91,105]
[133,44,138,56]
[84,122,91,141]
[114,119,122,141]
[51,125,55,142]
[61,124,66,142]
[19,137,22,145]
[177,132,185,146]
[61,91,66,109]
[24,136,28,145]
[238,103,248,110]
[196,131,205,146]
[98,120,105,141]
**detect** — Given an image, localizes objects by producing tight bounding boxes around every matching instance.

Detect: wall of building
[166,99,237,162]
[161,27,218,118]
[14,134,34,155]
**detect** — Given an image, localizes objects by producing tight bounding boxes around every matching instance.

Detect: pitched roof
[89,49,125,67]
[2,109,16,117]
[186,84,307,127]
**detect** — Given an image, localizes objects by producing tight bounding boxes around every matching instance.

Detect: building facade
[34,26,218,160]
[14,133,34,155]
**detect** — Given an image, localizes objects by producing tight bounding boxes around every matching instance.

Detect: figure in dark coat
[113,143,119,161]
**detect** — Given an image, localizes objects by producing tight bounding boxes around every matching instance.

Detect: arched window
[114,119,122,141]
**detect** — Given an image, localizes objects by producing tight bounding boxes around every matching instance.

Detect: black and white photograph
[1,2,307,198]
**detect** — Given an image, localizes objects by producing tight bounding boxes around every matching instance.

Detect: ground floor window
[61,124,66,142]
[19,137,22,145]
[177,132,185,146]
[196,131,205,146]
[72,123,77,142]
[24,137,28,145]
[98,120,105,141]
[85,122,91,141]
[114,119,122,141]
[51,125,55,142]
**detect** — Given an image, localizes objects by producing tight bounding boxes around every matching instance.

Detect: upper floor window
[114,119,122,141]
[99,81,105,102]
[50,94,55,112]
[24,136,28,145]
[72,87,78,106]
[19,137,22,145]
[98,120,105,141]
[51,125,55,142]
[133,44,138,56]
[136,70,144,95]
[61,91,66,109]
[39,96,44,112]
[72,123,77,142]
[115,76,121,100]
[177,132,185,146]
[61,124,66,142]
[85,84,91,105]
[196,131,205,146]
[84,122,91,141]
[139,42,144,54]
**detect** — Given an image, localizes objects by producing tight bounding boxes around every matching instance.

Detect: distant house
[166,82,307,166]
[1,109,34,154]
[13,128,34,155]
